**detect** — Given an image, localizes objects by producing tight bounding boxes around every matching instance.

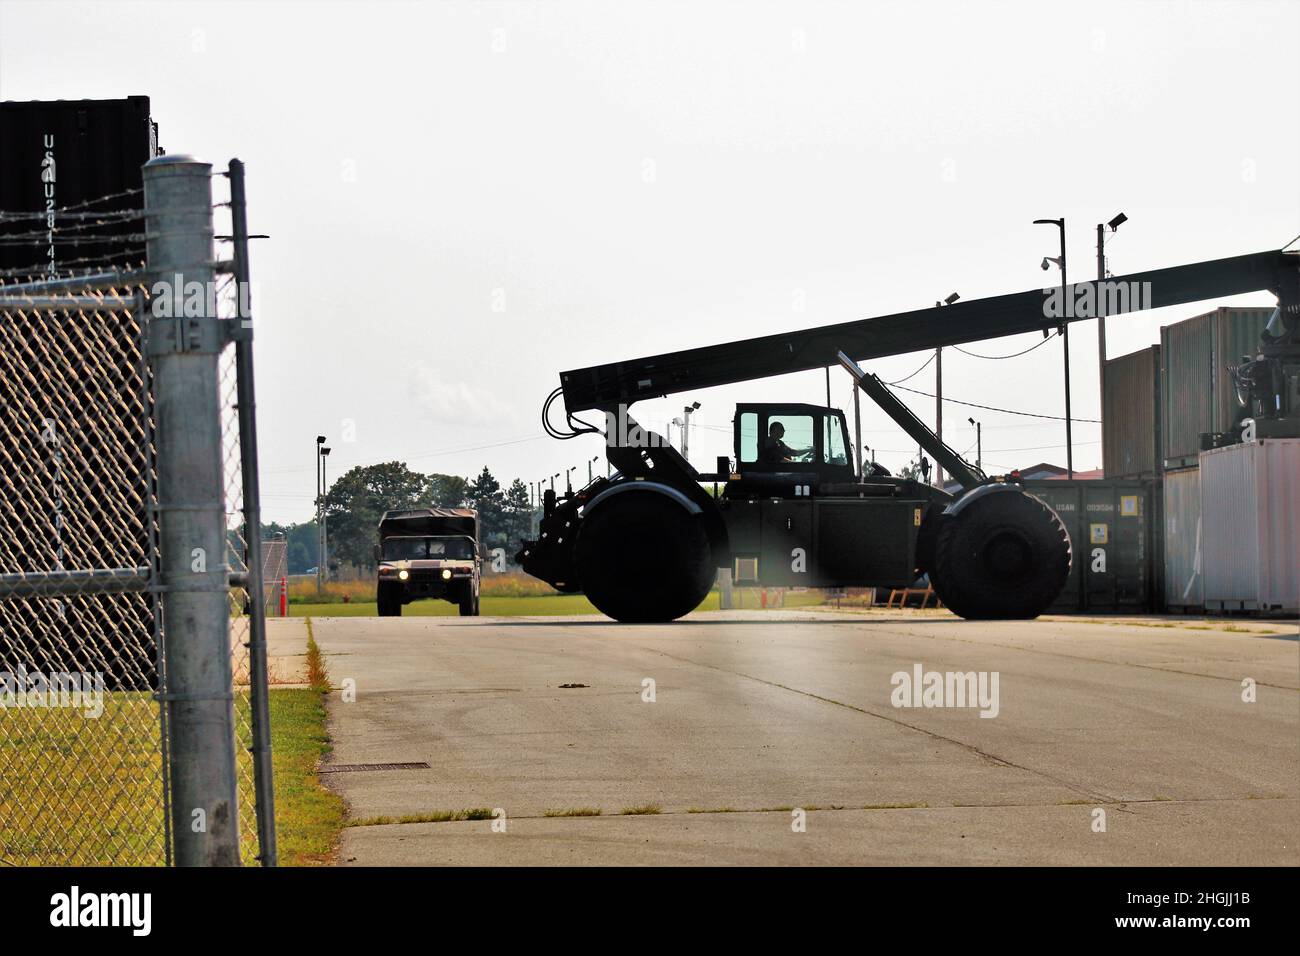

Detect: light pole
[682,401,700,463]
[934,293,959,487]
[315,435,325,595]
[588,455,599,483]
[1035,217,1073,478]
[565,466,576,492]
[1097,212,1127,476]
[670,417,684,452]
[319,445,331,582]
[550,472,559,492]
[968,417,982,472]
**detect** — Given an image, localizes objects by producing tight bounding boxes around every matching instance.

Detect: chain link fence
[0,156,275,866]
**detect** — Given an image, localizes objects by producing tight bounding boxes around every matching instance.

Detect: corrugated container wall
[1198,439,1300,614]
[0,96,159,278]
[1160,307,1275,468]
[1103,345,1160,478]
[1162,467,1203,611]
[1024,479,1155,613]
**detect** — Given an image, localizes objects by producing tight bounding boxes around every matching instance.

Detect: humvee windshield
[382,537,475,560]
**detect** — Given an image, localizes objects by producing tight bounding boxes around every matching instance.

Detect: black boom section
[837,351,985,490]
[560,250,1292,413]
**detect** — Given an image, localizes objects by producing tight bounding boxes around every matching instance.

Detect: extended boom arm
[559,250,1297,414]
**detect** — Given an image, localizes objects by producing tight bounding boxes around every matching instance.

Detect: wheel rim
[981,529,1034,583]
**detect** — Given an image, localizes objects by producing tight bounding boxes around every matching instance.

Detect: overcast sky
[3,0,1296,523]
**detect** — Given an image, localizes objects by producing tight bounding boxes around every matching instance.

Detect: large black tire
[931,489,1070,620]
[458,585,480,617]
[574,493,714,623]
[377,584,403,617]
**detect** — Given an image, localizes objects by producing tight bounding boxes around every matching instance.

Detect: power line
[891,383,1100,423]
[951,330,1060,360]
[885,350,937,385]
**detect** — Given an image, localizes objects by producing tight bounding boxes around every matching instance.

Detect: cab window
[761,415,816,464]
[383,538,427,560]
[823,416,847,466]
[738,412,759,463]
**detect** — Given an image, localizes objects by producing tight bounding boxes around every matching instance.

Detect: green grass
[289,589,826,618]
[1,620,345,867]
[0,685,344,866]
[0,691,169,865]
[543,806,603,817]
[266,688,347,865]
[346,808,496,827]
[621,803,662,815]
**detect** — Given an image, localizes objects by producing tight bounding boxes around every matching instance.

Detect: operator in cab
[761,421,813,463]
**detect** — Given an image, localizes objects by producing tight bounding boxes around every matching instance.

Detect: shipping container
[1160,307,1275,469]
[1162,467,1202,611]
[0,96,160,279]
[1023,479,1156,613]
[1198,439,1300,615]
[1103,345,1161,478]
[0,97,162,689]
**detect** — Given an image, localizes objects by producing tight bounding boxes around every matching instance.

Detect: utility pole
[315,435,325,596]
[1097,212,1126,477]
[1035,218,1072,478]
[320,445,330,580]
[682,402,700,463]
[933,294,960,488]
[1097,222,1105,477]
[852,381,862,479]
[968,417,982,472]
[935,341,943,488]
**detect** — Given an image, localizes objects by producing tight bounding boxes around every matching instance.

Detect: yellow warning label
[914,508,922,527]
[1120,494,1140,517]
[1090,523,1109,545]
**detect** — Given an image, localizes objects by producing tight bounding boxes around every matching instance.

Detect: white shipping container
[1162,467,1203,610]
[1198,439,1300,614]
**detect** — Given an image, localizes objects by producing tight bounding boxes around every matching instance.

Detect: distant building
[1041,466,1103,480]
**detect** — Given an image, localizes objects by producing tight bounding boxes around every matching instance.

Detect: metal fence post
[229,157,278,865]
[143,155,241,866]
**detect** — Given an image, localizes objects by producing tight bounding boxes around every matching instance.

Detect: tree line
[265,462,534,573]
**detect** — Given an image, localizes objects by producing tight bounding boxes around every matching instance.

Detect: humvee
[375,508,481,616]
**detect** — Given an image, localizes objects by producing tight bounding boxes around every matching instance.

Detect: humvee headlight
[441,569,452,580]
[398,569,409,581]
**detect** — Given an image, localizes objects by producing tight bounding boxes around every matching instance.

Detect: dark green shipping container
[1023,479,1157,613]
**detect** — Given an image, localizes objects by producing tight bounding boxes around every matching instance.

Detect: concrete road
[310,609,1299,865]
